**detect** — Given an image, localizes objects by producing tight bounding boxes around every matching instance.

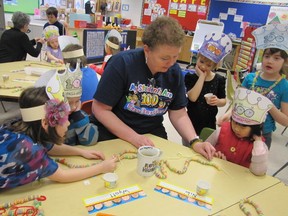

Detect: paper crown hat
[252,23,288,52]
[105,29,122,50]
[43,26,59,41]
[20,69,68,123]
[57,36,84,97]
[199,32,232,63]
[231,87,273,125]
[58,63,83,98]
[58,36,84,59]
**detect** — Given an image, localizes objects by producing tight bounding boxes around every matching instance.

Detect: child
[185,32,232,135]
[59,36,99,103]
[218,24,288,149]
[44,7,65,35]
[89,29,122,75]
[0,86,117,190]
[59,37,99,145]
[43,26,64,64]
[207,87,272,176]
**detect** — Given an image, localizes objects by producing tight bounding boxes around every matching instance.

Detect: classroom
[0,0,288,215]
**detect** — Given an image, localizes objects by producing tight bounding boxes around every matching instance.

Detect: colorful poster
[267,6,288,24]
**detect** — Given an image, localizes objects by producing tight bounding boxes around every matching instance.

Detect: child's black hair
[231,118,263,140]
[46,7,58,17]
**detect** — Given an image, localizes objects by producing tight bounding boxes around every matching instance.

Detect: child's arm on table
[46,50,64,64]
[47,156,118,182]
[48,143,104,160]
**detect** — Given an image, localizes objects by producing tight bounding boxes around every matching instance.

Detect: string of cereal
[0,195,46,216]
[239,198,264,216]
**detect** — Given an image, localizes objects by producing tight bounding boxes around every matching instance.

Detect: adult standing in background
[91,16,215,160]
[0,11,45,63]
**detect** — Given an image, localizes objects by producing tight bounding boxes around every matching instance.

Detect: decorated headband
[43,26,59,42]
[231,87,273,125]
[20,71,69,126]
[252,23,288,52]
[198,32,232,63]
[58,35,84,59]
[105,29,122,50]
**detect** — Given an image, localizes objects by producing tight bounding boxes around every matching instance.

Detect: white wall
[120,0,143,26]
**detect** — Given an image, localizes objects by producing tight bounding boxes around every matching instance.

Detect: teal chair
[199,127,215,141]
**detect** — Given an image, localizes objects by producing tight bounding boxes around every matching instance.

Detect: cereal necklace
[239,198,264,216]
[0,195,46,216]
[155,158,221,179]
[251,71,285,96]
[54,150,220,179]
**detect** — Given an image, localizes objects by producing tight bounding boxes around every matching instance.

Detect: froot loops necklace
[0,195,46,216]
[155,157,221,179]
[239,198,264,216]
[251,71,285,96]
[54,150,220,179]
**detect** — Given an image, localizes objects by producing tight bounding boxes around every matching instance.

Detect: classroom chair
[81,100,93,115]
[199,127,215,141]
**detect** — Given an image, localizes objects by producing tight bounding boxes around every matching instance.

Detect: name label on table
[154,181,213,211]
[83,185,146,214]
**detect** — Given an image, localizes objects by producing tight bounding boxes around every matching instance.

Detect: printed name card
[83,185,146,214]
[154,181,214,211]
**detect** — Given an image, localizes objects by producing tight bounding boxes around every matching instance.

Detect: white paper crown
[252,24,288,51]
[58,62,83,98]
[232,87,273,125]
[43,26,59,41]
[199,32,232,63]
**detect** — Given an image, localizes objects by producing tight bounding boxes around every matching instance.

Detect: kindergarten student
[44,7,65,35]
[0,85,117,190]
[59,36,99,103]
[59,39,99,145]
[207,87,272,176]
[218,24,288,149]
[43,26,63,64]
[89,29,122,75]
[185,32,232,135]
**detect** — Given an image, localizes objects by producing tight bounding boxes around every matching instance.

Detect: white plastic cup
[196,180,210,196]
[137,146,162,177]
[204,93,214,103]
[103,173,118,189]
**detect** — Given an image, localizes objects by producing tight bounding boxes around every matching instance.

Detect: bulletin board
[208,0,270,38]
[142,0,210,31]
[4,0,39,14]
[83,29,137,64]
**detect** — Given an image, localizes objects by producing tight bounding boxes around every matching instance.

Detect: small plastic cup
[103,173,118,189]
[204,93,213,103]
[196,180,210,196]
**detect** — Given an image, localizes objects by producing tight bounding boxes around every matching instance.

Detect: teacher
[91,16,215,160]
[0,11,45,63]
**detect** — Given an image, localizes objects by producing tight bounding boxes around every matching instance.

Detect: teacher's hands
[192,141,216,161]
[130,134,155,148]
